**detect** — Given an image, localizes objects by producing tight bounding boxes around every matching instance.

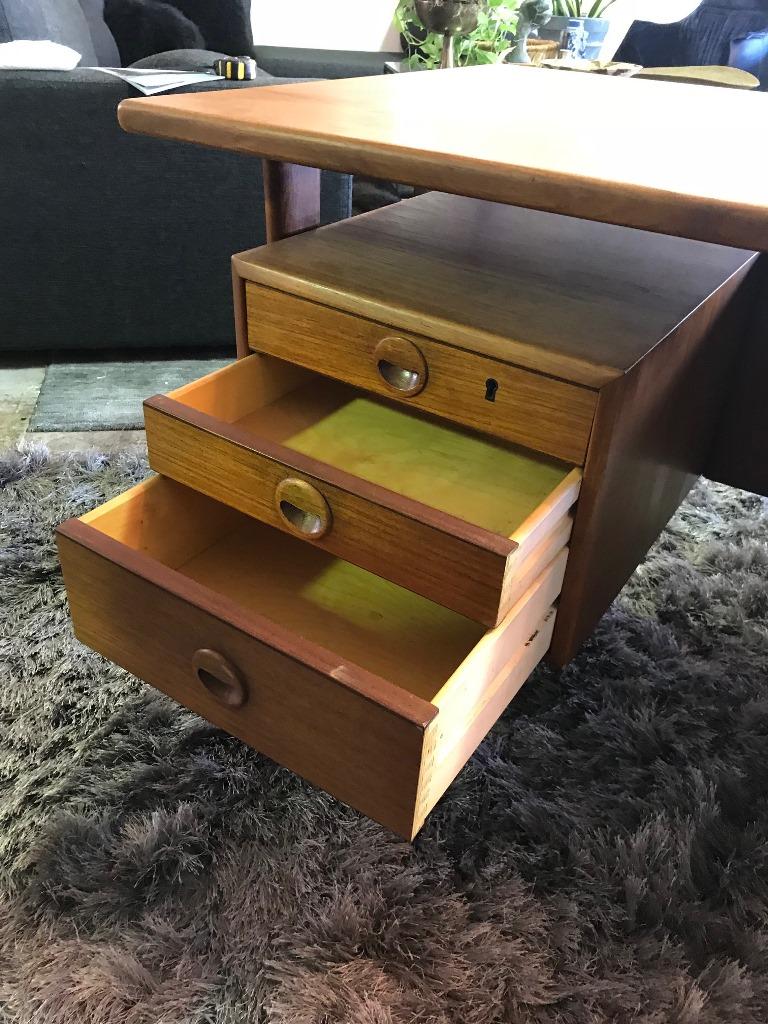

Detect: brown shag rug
[1,446,767,1024]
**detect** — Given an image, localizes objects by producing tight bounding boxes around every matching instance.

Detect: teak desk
[57,67,768,838]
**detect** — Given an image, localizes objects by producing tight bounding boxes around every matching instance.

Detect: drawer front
[57,523,431,839]
[246,282,597,465]
[145,398,515,627]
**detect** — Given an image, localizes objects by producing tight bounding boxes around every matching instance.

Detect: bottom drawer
[57,476,565,838]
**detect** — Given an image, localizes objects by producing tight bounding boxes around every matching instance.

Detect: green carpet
[28,358,229,432]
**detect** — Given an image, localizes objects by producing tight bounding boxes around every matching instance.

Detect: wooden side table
[56,67,768,837]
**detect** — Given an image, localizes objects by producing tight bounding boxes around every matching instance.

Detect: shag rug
[1,448,768,1024]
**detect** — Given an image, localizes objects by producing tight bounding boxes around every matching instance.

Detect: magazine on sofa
[89,67,223,96]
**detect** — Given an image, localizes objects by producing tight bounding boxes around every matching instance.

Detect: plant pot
[413,0,484,37]
[538,15,610,60]
[413,0,486,68]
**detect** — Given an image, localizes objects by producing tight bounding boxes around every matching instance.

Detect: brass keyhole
[485,377,499,402]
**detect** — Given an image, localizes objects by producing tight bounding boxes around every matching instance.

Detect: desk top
[118,65,768,251]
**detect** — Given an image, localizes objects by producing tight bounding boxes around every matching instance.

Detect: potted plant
[537,0,617,60]
[396,0,521,69]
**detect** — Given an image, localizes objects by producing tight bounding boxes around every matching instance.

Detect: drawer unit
[244,282,598,466]
[144,352,581,627]
[70,92,763,844]
[57,476,565,839]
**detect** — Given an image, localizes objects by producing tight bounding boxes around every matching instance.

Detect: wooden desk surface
[118,65,768,251]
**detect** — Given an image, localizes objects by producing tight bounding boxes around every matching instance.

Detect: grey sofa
[0,0,401,352]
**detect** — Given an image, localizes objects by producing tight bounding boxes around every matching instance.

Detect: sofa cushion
[131,48,278,85]
[0,0,98,64]
[104,0,204,65]
[680,1,768,65]
[131,47,252,71]
[78,0,120,65]
[730,27,768,86]
[165,0,253,55]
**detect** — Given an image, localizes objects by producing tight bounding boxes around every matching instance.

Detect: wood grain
[262,159,321,242]
[234,193,756,389]
[550,256,758,665]
[118,66,768,251]
[245,282,597,464]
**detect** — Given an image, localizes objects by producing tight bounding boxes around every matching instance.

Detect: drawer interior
[168,353,578,540]
[83,477,501,702]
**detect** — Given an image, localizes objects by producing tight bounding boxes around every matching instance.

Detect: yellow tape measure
[213,57,258,81]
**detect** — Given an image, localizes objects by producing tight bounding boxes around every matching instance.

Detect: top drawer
[245,283,597,465]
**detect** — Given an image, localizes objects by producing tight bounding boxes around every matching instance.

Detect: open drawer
[58,475,565,835]
[144,353,581,628]
[58,476,565,839]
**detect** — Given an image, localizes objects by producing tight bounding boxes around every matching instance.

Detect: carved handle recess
[275,477,332,538]
[192,649,247,708]
[373,336,428,396]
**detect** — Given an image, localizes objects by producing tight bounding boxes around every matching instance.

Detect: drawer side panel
[415,609,557,832]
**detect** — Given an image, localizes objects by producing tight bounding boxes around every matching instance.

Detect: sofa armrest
[252,46,403,79]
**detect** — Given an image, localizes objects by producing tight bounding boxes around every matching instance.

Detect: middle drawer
[144,353,581,627]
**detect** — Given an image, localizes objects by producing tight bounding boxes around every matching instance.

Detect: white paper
[0,40,81,70]
[88,67,224,95]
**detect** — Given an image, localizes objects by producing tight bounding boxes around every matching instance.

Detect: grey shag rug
[1,447,768,1024]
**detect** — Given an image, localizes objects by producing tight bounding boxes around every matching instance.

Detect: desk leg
[234,160,323,358]
[705,253,768,498]
[262,159,322,242]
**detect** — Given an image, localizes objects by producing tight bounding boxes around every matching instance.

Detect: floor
[1,359,146,454]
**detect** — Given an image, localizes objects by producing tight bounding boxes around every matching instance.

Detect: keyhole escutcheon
[485,378,499,402]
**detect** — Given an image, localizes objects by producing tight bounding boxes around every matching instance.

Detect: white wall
[252,0,401,51]
[252,0,700,54]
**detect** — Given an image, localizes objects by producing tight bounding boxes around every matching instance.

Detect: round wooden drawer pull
[192,649,247,708]
[373,336,427,396]
[275,478,332,539]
